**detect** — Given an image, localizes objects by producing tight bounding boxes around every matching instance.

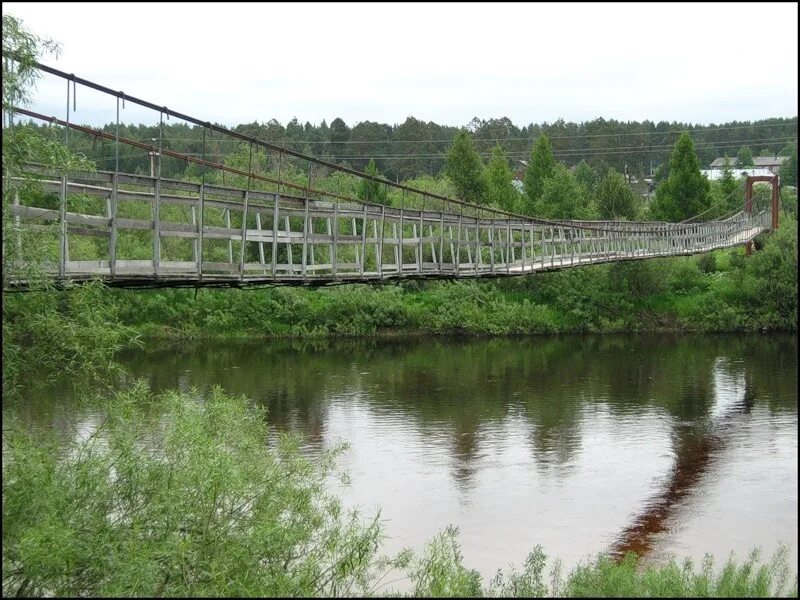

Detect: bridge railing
[4,165,772,287]
[1,59,776,287]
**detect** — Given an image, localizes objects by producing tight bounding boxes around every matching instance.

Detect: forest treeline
[18,112,798,183]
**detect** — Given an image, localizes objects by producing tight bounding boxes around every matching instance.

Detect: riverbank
[108,224,796,340]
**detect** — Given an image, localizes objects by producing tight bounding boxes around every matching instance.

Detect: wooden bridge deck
[5,166,772,289]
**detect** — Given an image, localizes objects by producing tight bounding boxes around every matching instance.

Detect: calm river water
[11,333,798,582]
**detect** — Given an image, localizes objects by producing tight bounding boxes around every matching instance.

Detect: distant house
[709,156,788,174]
[701,167,774,181]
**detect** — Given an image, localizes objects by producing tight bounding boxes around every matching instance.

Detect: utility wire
[81,137,797,161]
[72,127,799,145]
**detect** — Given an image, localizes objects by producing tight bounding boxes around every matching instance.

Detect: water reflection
[609,357,759,559]
[7,334,797,577]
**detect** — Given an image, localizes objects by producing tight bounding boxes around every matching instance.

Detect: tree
[653,161,669,185]
[530,164,591,220]
[2,14,60,111]
[779,144,797,187]
[649,133,711,221]
[444,131,487,204]
[485,145,518,212]
[349,120,391,173]
[596,168,639,220]
[719,156,742,211]
[522,134,556,209]
[329,117,350,162]
[356,158,389,204]
[2,14,118,397]
[736,146,754,167]
[573,160,597,195]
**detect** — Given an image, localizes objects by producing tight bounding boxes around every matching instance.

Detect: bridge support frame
[743,174,779,256]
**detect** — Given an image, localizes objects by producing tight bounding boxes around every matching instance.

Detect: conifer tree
[356,159,388,204]
[650,133,711,221]
[736,146,754,167]
[779,145,797,187]
[719,156,741,212]
[485,145,518,212]
[597,168,638,220]
[522,135,556,212]
[444,131,487,204]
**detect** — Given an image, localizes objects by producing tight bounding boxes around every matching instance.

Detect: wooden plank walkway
[4,166,773,289]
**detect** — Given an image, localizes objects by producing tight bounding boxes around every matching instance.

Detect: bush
[746,222,798,330]
[2,383,384,597]
[608,261,666,299]
[697,252,717,274]
[2,280,139,397]
[668,259,709,294]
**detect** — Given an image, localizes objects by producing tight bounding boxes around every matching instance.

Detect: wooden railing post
[59,174,67,277]
[272,194,279,276]
[110,174,118,277]
[239,191,249,279]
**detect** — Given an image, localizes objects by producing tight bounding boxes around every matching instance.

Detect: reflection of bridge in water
[608,360,757,560]
[4,62,781,290]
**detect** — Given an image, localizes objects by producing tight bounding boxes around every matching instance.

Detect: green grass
[94,223,795,341]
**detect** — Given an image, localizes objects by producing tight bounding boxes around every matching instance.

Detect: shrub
[2,383,385,597]
[697,252,717,274]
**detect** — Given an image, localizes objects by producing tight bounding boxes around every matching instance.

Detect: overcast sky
[5,2,799,129]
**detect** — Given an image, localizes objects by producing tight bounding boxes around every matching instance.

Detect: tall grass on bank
[103,220,797,341]
[3,384,796,597]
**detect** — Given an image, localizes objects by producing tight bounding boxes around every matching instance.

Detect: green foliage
[560,548,795,598]
[2,15,93,283]
[745,221,798,331]
[2,384,385,597]
[780,186,797,218]
[2,15,129,398]
[596,168,639,220]
[697,251,717,274]
[531,164,593,220]
[357,158,389,204]
[779,145,797,187]
[445,131,487,204]
[667,258,710,294]
[608,261,666,299]
[522,135,556,211]
[408,526,483,597]
[737,146,754,167]
[2,281,138,397]
[2,14,60,111]
[485,145,519,212]
[573,160,597,195]
[650,133,711,221]
[719,156,743,212]
[653,161,669,185]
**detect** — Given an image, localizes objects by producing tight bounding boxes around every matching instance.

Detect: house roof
[701,167,775,181]
[709,155,789,168]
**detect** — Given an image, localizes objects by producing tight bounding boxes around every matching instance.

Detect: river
[9,333,798,585]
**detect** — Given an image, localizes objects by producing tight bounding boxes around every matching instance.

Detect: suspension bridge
[2,62,781,290]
